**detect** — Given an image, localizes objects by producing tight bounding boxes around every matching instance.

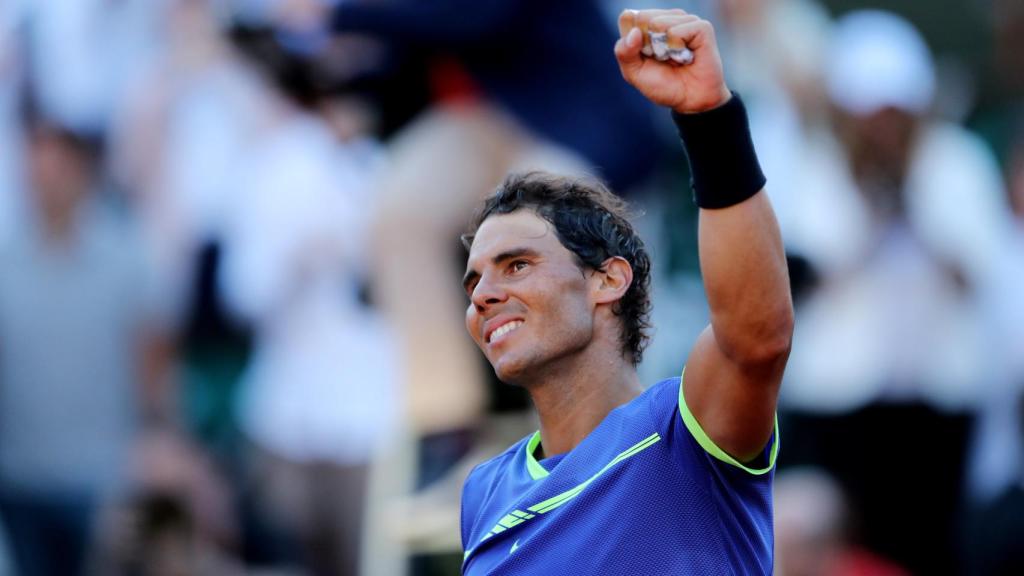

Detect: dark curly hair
[462,172,653,366]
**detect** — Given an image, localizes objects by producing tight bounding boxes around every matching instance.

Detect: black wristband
[671,92,766,209]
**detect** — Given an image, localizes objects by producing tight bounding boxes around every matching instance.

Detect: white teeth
[489,321,523,343]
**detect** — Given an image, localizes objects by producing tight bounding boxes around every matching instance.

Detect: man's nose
[471,273,508,311]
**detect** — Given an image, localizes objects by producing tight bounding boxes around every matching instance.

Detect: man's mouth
[487,320,524,344]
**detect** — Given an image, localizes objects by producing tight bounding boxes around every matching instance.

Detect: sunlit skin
[464,217,592,383]
[464,210,643,456]
[28,127,92,245]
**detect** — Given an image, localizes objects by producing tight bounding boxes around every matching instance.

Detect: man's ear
[591,256,634,305]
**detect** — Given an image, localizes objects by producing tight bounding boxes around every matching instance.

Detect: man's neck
[526,345,643,460]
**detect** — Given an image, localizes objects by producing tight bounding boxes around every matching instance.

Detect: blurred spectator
[992,0,1024,97]
[715,0,834,236]
[109,1,273,466]
[0,113,164,576]
[15,0,164,135]
[961,5,1024,574]
[101,492,242,576]
[966,111,1024,507]
[91,430,243,576]
[775,468,909,576]
[778,10,1020,575]
[965,396,1024,576]
[217,49,401,576]
[110,0,267,336]
[783,6,1013,417]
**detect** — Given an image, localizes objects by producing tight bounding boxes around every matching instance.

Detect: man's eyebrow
[462,247,541,291]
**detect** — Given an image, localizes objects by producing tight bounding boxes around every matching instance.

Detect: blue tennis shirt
[460,375,778,574]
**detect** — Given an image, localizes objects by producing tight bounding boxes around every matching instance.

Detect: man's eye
[510,260,529,273]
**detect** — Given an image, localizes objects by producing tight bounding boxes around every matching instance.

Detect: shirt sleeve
[675,369,779,476]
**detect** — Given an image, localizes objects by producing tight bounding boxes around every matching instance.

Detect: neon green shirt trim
[480,431,661,545]
[677,368,779,475]
[525,431,550,480]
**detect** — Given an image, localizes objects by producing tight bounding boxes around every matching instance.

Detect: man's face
[463,210,596,385]
[28,128,90,221]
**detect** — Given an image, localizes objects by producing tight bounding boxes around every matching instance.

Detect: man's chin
[491,355,532,386]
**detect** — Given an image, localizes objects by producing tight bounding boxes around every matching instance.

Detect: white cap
[826,9,935,116]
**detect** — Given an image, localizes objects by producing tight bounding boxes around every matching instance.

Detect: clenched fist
[614,9,731,114]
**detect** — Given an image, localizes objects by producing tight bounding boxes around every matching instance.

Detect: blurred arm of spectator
[905,121,1016,291]
[138,323,178,427]
[109,94,181,426]
[1012,139,1024,220]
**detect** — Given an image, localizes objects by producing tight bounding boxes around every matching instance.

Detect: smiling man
[457,8,793,575]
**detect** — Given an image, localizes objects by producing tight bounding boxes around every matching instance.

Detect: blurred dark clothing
[241,443,368,576]
[967,484,1024,576]
[781,403,972,576]
[180,241,252,461]
[0,488,94,576]
[832,548,911,576]
[331,0,660,191]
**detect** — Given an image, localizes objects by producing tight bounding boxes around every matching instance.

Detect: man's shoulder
[463,433,532,494]
[646,376,681,399]
[635,376,683,421]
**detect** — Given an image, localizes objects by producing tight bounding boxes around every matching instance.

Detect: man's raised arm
[615,9,793,463]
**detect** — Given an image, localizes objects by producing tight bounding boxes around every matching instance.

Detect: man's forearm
[671,94,792,366]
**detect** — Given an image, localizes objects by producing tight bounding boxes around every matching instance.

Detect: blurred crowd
[0,0,1022,575]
